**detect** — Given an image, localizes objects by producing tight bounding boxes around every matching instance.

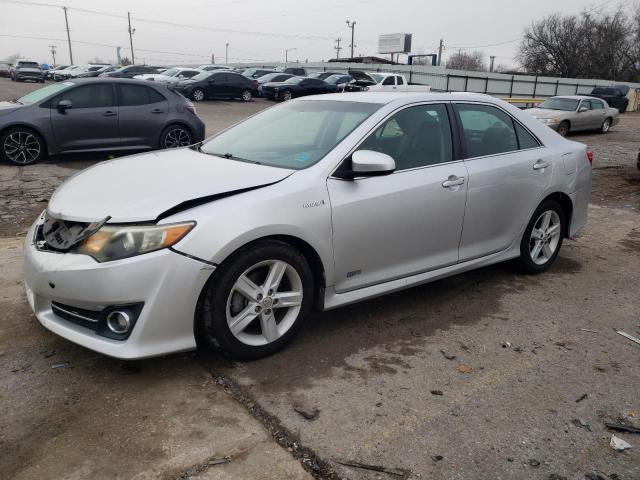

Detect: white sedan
[134,67,202,84]
[24,92,591,360]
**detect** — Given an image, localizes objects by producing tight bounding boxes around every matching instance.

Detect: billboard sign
[378,33,412,54]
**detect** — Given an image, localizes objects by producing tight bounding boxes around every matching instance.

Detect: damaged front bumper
[23,217,214,359]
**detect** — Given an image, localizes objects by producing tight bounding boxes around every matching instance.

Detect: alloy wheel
[226,259,303,346]
[282,90,292,101]
[241,90,252,101]
[192,89,204,101]
[529,210,561,265]
[3,131,41,165]
[557,122,569,137]
[163,128,191,148]
[602,119,611,133]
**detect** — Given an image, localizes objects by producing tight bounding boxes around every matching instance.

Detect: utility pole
[62,7,73,64]
[225,43,229,64]
[49,45,57,66]
[346,20,356,59]
[285,48,297,63]
[437,38,444,66]
[127,12,135,64]
[211,53,215,64]
[489,55,496,72]
[334,37,342,60]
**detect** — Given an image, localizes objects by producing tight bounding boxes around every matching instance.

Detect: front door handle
[103,110,117,117]
[442,175,465,188]
[151,109,164,114]
[532,159,549,170]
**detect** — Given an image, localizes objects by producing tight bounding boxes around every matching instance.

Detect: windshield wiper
[206,152,262,165]
[10,98,24,105]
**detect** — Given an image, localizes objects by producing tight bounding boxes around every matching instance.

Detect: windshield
[326,75,349,84]
[162,68,180,77]
[259,73,286,83]
[538,98,580,111]
[17,82,73,105]
[200,100,380,169]
[284,77,303,84]
[368,73,384,83]
[191,71,212,81]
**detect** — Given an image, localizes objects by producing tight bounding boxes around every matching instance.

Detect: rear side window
[397,76,404,85]
[56,84,115,108]
[117,84,165,106]
[590,99,604,110]
[514,123,540,149]
[456,104,518,157]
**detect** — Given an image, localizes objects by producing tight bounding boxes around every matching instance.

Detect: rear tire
[197,240,314,360]
[600,118,612,134]
[515,200,565,274]
[159,124,192,149]
[0,127,45,166]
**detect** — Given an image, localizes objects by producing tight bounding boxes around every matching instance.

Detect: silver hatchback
[24,92,592,360]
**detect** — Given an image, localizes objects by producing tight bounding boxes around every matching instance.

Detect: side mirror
[578,106,588,113]
[337,150,396,179]
[178,74,184,79]
[57,99,72,113]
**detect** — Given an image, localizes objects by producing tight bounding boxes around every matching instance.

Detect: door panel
[116,84,168,148]
[328,163,468,292]
[50,83,119,151]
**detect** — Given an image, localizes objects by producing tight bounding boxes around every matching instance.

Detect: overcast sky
[0,0,608,67]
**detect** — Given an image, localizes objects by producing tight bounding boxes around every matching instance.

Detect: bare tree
[519,5,640,81]
[4,53,21,63]
[445,51,487,71]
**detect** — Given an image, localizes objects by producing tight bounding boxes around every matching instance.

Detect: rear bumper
[23,219,213,359]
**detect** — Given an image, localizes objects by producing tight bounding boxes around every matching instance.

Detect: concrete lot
[1,78,639,479]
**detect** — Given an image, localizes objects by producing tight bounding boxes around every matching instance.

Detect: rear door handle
[103,111,117,117]
[532,159,549,170]
[442,175,465,188]
[151,109,164,114]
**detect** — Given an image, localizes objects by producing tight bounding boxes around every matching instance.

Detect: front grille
[52,302,101,330]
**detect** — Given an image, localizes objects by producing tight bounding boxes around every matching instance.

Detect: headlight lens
[75,222,195,262]
[540,118,559,124]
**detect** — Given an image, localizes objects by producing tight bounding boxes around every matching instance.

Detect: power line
[448,38,520,49]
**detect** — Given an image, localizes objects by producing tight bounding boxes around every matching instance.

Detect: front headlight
[539,118,559,124]
[75,222,195,262]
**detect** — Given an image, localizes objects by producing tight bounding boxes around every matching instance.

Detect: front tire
[515,200,565,274]
[191,88,205,102]
[557,121,570,137]
[280,90,292,102]
[197,240,314,360]
[1,127,45,166]
[160,124,192,149]
[241,89,252,102]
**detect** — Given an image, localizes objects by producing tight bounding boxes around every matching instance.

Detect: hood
[0,101,22,115]
[526,108,565,119]
[136,74,167,81]
[47,148,294,223]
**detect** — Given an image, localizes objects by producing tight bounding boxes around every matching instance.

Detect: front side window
[382,76,395,86]
[200,100,380,170]
[117,84,165,106]
[357,104,453,170]
[579,100,593,110]
[456,104,518,157]
[55,84,115,108]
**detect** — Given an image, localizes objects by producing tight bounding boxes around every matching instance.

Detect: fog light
[106,310,131,334]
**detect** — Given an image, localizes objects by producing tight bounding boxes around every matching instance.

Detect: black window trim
[48,82,117,109]
[115,82,167,106]
[330,100,463,180]
[451,101,544,161]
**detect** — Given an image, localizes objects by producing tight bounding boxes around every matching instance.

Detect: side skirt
[322,239,522,311]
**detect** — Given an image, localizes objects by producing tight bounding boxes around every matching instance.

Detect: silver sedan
[526,95,619,136]
[24,92,592,360]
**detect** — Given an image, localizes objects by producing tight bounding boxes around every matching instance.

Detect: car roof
[550,95,597,100]
[303,91,499,105]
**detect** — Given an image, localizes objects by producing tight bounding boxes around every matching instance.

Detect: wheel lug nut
[264,309,272,315]
[268,289,273,295]
[257,293,263,300]
[255,306,261,313]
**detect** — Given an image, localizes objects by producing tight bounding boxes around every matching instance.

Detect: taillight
[586,150,593,166]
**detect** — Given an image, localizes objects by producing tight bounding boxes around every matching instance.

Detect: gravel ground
[0,78,638,479]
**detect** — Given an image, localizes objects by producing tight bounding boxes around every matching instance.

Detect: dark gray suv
[0,78,206,165]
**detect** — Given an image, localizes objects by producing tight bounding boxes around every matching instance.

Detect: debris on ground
[576,393,588,403]
[50,361,70,369]
[609,434,632,451]
[440,350,456,360]
[528,459,541,467]
[207,456,231,466]
[456,365,473,374]
[579,328,599,333]
[430,390,443,396]
[613,328,640,347]
[333,458,405,477]
[605,422,640,434]
[501,341,512,348]
[431,455,443,462]
[572,418,591,432]
[293,405,320,421]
